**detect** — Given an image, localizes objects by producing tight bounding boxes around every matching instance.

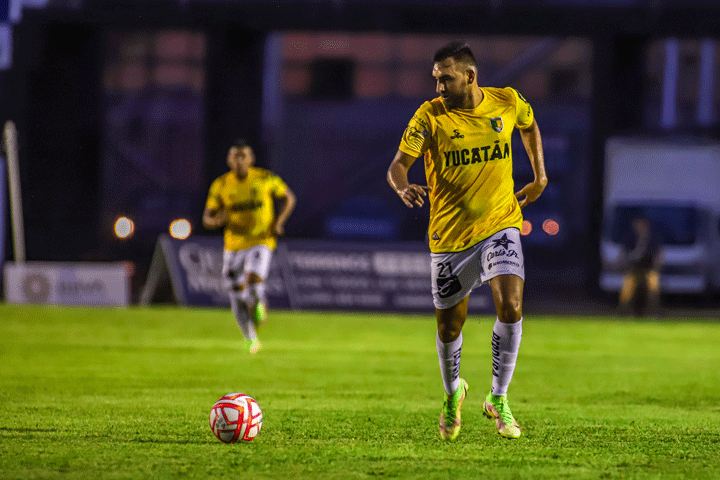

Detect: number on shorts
[437,261,453,278]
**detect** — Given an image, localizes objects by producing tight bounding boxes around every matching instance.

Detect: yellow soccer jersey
[205,167,288,251]
[399,86,534,253]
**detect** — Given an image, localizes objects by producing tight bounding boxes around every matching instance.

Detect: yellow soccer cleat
[483,393,521,439]
[439,378,469,441]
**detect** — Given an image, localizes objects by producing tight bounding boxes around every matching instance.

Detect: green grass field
[1,304,720,480]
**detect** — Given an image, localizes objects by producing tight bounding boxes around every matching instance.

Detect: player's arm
[515,119,548,209]
[203,205,228,230]
[387,150,430,208]
[271,187,296,236]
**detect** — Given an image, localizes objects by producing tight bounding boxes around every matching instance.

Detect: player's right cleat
[483,393,521,439]
[245,338,262,354]
[439,378,469,441]
[252,302,267,326]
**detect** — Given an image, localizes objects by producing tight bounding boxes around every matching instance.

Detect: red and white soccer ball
[209,393,263,443]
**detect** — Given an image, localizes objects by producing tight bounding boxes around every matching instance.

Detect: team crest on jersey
[490,117,504,133]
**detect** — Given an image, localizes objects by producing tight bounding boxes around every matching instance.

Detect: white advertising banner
[4,262,130,306]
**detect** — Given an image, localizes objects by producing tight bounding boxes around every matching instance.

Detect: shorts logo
[436,261,462,298]
[491,233,514,250]
[437,275,462,298]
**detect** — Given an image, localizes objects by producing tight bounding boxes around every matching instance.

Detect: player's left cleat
[439,378,469,441]
[253,302,267,326]
[245,338,262,354]
[483,393,521,439]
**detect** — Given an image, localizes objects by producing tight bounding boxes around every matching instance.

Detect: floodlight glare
[114,217,135,239]
[521,220,532,236]
[542,219,559,236]
[169,218,192,240]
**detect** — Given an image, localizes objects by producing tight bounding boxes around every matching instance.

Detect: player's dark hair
[433,41,476,67]
[231,138,250,149]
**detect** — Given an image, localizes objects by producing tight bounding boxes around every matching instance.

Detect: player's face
[632,218,650,236]
[432,58,472,109]
[227,146,254,178]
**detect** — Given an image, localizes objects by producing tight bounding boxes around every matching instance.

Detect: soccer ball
[209,393,263,443]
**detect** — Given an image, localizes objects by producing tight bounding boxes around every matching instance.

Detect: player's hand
[515,179,547,209]
[214,209,229,227]
[396,184,431,208]
[204,209,228,229]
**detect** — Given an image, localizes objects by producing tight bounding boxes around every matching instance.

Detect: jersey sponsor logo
[449,129,464,139]
[490,117,504,133]
[442,141,510,168]
[229,200,263,212]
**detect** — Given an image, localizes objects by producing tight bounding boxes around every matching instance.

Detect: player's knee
[497,298,522,323]
[437,323,462,342]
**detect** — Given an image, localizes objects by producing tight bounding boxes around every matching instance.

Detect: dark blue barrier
[141,234,493,314]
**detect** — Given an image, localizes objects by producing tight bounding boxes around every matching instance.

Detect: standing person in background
[387,41,547,439]
[619,217,662,316]
[204,138,296,354]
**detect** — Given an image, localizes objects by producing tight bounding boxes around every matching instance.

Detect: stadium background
[1,0,720,314]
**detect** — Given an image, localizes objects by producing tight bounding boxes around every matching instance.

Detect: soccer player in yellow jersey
[388,41,547,439]
[203,138,296,354]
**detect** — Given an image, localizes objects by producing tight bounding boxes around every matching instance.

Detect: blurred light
[170,218,192,239]
[521,220,532,236]
[114,216,135,239]
[543,219,560,236]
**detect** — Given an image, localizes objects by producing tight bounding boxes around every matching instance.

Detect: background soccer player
[203,138,296,354]
[387,41,547,439]
[618,217,662,316]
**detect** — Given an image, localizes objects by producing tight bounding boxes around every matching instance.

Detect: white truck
[600,137,720,294]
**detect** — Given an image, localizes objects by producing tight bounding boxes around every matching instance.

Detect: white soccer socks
[248,282,267,308]
[231,295,257,341]
[437,332,463,395]
[490,318,522,396]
